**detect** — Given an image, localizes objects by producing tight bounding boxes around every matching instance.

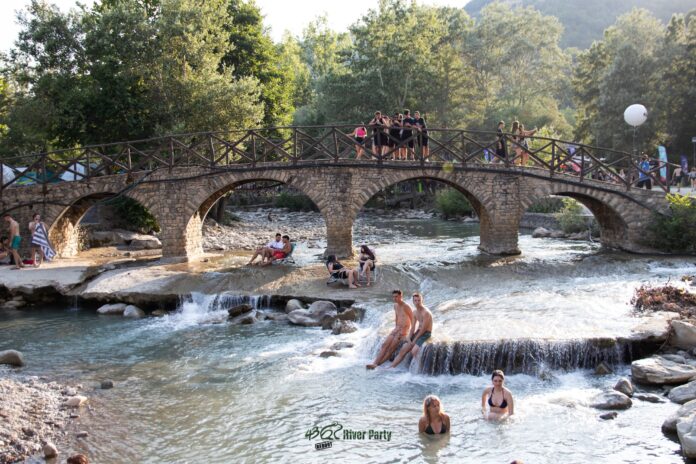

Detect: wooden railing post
[333,128,339,163]
[550,142,556,177]
[169,137,175,173]
[580,150,585,182]
[208,133,216,168]
[251,133,257,167]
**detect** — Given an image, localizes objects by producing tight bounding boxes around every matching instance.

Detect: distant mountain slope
[465,0,696,48]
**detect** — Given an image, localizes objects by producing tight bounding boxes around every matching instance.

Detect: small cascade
[210,294,272,311]
[416,337,661,376]
[171,292,272,326]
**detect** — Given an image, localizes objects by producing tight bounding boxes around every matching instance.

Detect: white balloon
[624,104,648,127]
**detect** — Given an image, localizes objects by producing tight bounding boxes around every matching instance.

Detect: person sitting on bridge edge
[495,121,507,163]
[2,214,24,270]
[247,232,284,265]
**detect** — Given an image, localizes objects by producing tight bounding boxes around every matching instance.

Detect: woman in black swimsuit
[358,244,376,286]
[481,369,515,420]
[326,255,360,289]
[419,395,450,435]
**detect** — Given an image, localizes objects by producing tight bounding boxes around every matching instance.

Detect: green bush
[646,194,696,253]
[435,188,473,218]
[274,192,318,211]
[527,197,564,213]
[555,198,587,234]
[109,196,160,233]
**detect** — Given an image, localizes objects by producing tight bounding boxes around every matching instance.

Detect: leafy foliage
[435,188,473,218]
[527,197,564,214]
[646,194,696,253]
[554,198,588,233]
[274,192,318,212]
[109,196,160,233]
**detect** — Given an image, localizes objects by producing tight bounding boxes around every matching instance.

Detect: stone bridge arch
[153,169,327,258]
[522,182,658,252]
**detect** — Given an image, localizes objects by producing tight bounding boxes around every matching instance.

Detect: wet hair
[326,255,337,265]
[32,213,40,220]
[491,369,505,381]
[282,235,289,240]
[423,395,444,425]
[360,245,375,261]
[67,455,89,464]
[412,292,423,300]
[392,289,402,296]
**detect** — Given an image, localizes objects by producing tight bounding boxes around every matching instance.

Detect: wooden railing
[0,125,673,196]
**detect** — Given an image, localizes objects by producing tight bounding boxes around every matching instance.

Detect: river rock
[151,309,167,317]
[97,303,127,315]
[678,413,696,458]
[671,320,696,349]
[634,393,665,403]
[599,411,618,420]
[331,320,358,335]
[263,312,289,322]
[65,395,88,407]
[590,390,632,410]
[663,399,696,434]
[238,315,256,325]
[337,307,364,322]
[319,351,338,358]
[614,377,634,397]
[308,300,337,317]
[631,356,696,385]
[331,342,354,350]
[287,309,322,327]
[595,362,612,375]
[100,380,114,390]
[663,354,688,364]
[550,230,566,238]
[228,304,253,319]
[532,227,550,238]
[43,442,58,458]
[285,299,304,313]
[321,314,338,330]
[0,349,25,367]
[123,305,145,318]
[670,380,696,404]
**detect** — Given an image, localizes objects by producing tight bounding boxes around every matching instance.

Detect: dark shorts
[414,331,432,347]
[355,137,365,145]
[388,131,400,147]
[419,135,429,147]
[496,148,507,159]
[401,132,414,148]
[373,134,382,147]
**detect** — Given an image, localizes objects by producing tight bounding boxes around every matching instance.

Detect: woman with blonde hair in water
[481,369,514,420]
[418,395,450,435]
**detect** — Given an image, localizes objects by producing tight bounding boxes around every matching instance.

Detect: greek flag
[31,223,56,261]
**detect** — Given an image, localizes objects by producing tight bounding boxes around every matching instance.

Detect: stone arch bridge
[0,127,670,260]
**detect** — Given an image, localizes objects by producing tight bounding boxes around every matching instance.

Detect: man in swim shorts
[366,289,413,369]
[388,292,433,369]
[247,232,284,265]
[3,214,24,269]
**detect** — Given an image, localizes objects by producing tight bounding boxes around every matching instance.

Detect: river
[1,216,693,463]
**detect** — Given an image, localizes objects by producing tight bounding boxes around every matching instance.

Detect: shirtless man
[366,289,413,370]
[388,292,433,369]
[3,214,24,269]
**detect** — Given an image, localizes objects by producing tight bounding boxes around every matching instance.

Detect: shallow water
[1,216,693,463]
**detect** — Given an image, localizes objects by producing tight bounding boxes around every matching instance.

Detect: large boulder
[228,304,253,319]
[663,399,696,434]
[532,227,550,238]
[337,307,365,322]
[287,309,322,327]
[671,320,696,350]
[285,299,305,313]
[332,320,358,335]
[670,380,696,404]
[0,349,25,367]
[123,305,145,318]
[614,377,634,397]
[308,300,337,317]
[631,356,696,385]
[590,390,633,410]
[97,303,127,315]
[678,413,696,458]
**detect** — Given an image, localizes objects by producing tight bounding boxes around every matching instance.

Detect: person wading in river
[481,369,515,420]
[388,292,433,369]
[366,289,413,369]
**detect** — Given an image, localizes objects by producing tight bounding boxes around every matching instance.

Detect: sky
[0,0,471,52]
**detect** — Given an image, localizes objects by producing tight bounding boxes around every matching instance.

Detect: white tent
[59,162,86,181]
[1,164,15,184]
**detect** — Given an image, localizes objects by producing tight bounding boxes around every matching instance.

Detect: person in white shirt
[247,232,284,265]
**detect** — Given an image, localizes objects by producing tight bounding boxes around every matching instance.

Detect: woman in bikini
[358,244,376,286]
[351,124,368,159]
[481,369,514,420]
[419,395,450,435]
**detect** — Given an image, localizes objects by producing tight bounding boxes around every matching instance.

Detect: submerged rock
[595,362,612,375]
[151,309,167,317]
[634,393,665,403]
[337,307,364,322]
[590,390,632,410]
[632,356,696,385]
[123,305,145,318]
[613,377,634,397]
[331,320,358,335]
[287,309,322,327]
[100,380,114,390]
[319,351,338,358]
[97,303,127,315]
[669,380,696,404]
[331,342,355,350]
[228,304,253,319]
[599,411,618,420]
[0,349,25,367]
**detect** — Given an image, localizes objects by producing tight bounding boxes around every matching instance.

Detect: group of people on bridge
[350,110,429,161]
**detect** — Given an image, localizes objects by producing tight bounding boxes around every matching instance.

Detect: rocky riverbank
[0,369,94,464]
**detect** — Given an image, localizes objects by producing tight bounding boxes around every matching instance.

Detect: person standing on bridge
[2,214,24,269]
[495,121,507,163]
[402,110,416,161]
[369,111,388,159]
[414,111,429,161]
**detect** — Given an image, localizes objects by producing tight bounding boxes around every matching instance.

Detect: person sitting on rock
[247,232,284,265]
[388,292,433,369]
[0,236,13,265]
[481,369,514,420]
[366,289,413,369]
[326,254,360,289]
[265,235,292,265]
[358,245,376,286]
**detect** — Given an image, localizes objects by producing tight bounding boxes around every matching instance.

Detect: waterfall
[172,292,272,326]
[415,337,661,376]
